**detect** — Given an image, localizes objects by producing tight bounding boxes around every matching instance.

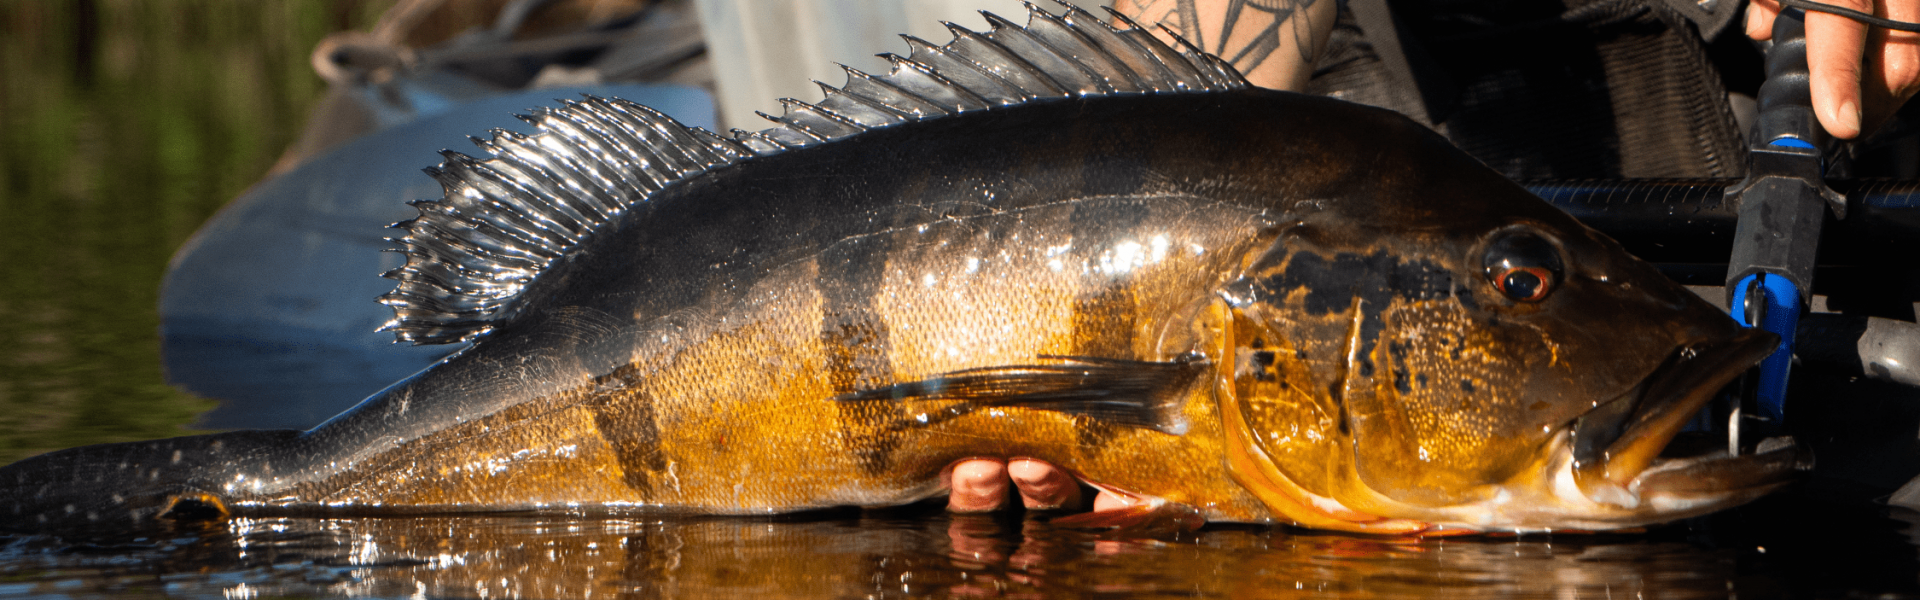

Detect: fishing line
[1777,0,1920,32]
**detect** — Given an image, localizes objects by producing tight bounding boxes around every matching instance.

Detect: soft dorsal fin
[379,2,1249,344]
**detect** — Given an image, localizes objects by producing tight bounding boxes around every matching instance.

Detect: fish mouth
[1566,328,1810,510]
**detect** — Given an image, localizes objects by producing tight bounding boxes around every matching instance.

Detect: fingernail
[1744,7,1758,37]
[1839,99,1862,137]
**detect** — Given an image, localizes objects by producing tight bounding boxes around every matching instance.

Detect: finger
[1748,0,1785,40]
[1861,0,1920,133]
[1805,0,1873,138]
[1092,489,1135,512]
[1006,458,1082,510]
[947,459,1009,513]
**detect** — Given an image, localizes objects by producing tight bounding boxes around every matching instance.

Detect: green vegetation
[0,1,391,463]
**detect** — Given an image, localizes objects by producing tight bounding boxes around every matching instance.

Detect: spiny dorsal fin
[380,2,1248,344]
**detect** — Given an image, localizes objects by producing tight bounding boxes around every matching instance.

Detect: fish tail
[0,429,299,531]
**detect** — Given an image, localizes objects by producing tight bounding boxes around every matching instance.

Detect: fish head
[1211,118,1801,531]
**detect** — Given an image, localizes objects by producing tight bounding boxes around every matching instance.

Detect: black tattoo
[1126,0,1323,78]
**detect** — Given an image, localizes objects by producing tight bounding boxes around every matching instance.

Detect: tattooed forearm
[1118,0,1201,45]
[1115,0,1335,91]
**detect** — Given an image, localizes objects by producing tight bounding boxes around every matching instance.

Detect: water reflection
[6,498,1912,599]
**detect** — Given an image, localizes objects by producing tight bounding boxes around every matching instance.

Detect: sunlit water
[2,495,1916,599]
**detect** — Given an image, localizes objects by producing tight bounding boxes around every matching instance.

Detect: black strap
[1779,0,1920,32]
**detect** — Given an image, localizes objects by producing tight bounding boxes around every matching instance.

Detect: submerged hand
[946,458,1132,513]
[1746,0,1920,139]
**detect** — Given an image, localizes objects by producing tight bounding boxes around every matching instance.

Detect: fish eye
[1481,230,1563,303]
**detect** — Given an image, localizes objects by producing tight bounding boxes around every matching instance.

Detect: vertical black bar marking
[587,365,668,496]
[1067,287,1138,448]
[1066,199,1152,359]
[1066,199,1152,447]
[817,235,903,475]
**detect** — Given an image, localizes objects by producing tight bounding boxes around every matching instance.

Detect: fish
[0,5,1806,534]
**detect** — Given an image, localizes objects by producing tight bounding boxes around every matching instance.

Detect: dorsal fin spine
[732,128,792,152]
[777,99,868,138]
[647,104,735,168]
[883,53,996,111]
[382,6,1247,344]
[1097,10,1211,90]
[756,110,827,142]
[1150,21,1241,90]
[751,118,823,147]
[1005,5,1130,92]
[433,153,540,228]
[1036,9,1148,93]
[901,37,1029,104]
[1150,24,1215,89]
[942,23,1066,97]
[812,82,913,127]
[975,12,1090,94]
[689,127,754,162]
[837,67,949,118]
[1078,11,1179,90]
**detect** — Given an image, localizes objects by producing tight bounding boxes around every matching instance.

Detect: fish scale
[1,5,1803,533]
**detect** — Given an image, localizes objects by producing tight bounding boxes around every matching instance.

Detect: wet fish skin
[0,89,1785,532]
[280,90,1358,519]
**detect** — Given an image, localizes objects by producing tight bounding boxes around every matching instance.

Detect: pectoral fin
[1049,491,1206,537]
[833,355,1205,434]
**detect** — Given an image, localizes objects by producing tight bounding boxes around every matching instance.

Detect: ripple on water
[0,493,1915,599]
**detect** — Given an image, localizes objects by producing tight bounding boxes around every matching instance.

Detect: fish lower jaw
[1369,435,1800,534]
[1390,446,1645,532]
[1516,436,1804,531]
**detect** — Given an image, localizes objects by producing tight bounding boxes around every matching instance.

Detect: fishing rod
[1525,179,1918,270]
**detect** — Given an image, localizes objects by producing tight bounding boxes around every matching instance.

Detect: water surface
[2,495,1916,599]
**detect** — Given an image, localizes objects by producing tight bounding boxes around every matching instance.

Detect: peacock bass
[1,5,1805,534]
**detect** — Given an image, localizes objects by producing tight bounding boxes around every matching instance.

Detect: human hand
[946,458,1136,513]
[1746,0,1920,139]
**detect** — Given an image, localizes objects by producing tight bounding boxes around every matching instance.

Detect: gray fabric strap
[1346,0,1438,125]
